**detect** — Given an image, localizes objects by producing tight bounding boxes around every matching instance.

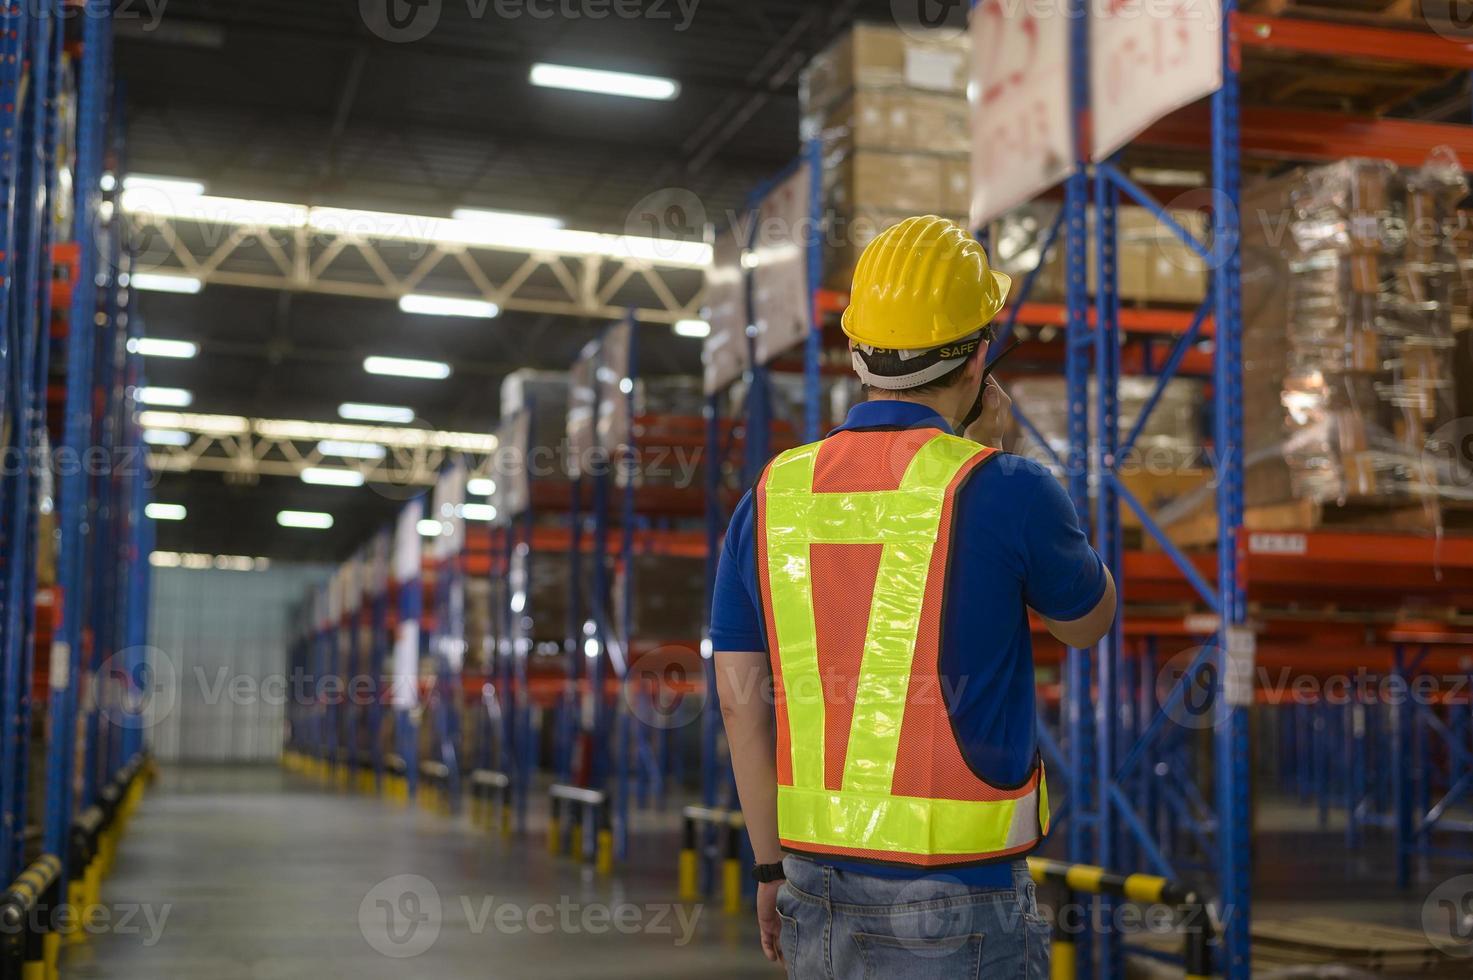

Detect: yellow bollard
[500,805,512,839]
[1051,938,1075,980]
[678,849,698,902]
[596,829,614,876]
[722,858,742,915]
[547,815,562,856]
[83,861,102,925]
[22,959,43,980]
[64,882,85,946]
[43,930,60,980]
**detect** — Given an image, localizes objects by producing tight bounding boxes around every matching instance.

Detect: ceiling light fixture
[278,511,334,530]
[451,208,565,231]
[318,440,386,461]
[363,356,452,380]
[338,403,416,425]
[461,503,497,522]
[300,467,367,488]
[128,337,199,359]
[131,273,203,294]
[146,503,187,521]
[123,175,207,196]
[530,63,680,101]
[143,429,193,447]
[673,319,710,338]
[398,294,501,319]
[467,478,496,497]
[136,387,194,408]
[418,519,444,537]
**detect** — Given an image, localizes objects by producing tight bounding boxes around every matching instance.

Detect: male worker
[710,215,1117,978]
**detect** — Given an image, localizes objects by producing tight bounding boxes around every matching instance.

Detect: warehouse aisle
[63,767,767,980]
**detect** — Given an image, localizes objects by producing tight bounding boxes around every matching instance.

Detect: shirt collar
[831,400,954,436]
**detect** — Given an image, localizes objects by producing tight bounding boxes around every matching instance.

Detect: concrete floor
[63,766,771,979]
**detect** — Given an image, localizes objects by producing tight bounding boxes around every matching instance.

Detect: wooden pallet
[1243,0,1425,27]
[1153,495,1447,551]
[1251,917,1469,975]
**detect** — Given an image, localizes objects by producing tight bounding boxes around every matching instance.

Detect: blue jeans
[776,857,1051,979]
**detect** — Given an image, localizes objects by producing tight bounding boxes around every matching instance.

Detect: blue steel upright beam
[44,0,111,871]
[1063,1,1096,975]
[1092,160,1124,980]
[1212,3,1251,975]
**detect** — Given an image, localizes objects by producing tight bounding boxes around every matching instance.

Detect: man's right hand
[757,879,785,966]
[964,377,1013,449]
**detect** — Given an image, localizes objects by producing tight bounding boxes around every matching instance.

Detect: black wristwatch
[752,861,786,884]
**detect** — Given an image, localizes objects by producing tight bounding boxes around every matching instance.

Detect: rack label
[49,641,69,692]
[969,1,1073,227]
[1248,532,1307,556]
[1224,626,1255,708]
[1090,0,1224,162]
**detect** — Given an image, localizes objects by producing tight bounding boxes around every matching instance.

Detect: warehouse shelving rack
[980,4,1473,978]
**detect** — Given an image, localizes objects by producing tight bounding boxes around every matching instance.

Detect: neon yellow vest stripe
[761,432,1047,863]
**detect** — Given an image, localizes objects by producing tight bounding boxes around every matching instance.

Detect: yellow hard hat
[841,215,1012,351]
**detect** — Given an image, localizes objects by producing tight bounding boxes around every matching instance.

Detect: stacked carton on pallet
[1241,154,1467,524]
[801,23,971,289]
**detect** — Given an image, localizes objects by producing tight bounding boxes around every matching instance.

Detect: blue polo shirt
[710,400,1107,888]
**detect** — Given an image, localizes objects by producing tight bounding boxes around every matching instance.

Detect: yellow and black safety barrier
[65,753,151,951]
[0,854,63,980]
[1025,857,1213,980]
[383,755,410,805]
[678,806,745,915]
[418,762,452,816]
[468,770,513,837]
[547,784,613,874]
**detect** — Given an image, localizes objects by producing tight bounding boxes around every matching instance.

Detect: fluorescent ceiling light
[674,319,710,338]
[123,198,712,268]
[137,387,194,408]
[318,439,386,460]
[461,503,497,522]
[131,273,203,294]
[452,208,565,230]
[120,190,309,229]
[418,519,444,537]
[278,510,334,530]
[530,63,680,102]
[146,503,187,521]
[138,411,249,435]
[364,356,451,380]
[128,337,198,359]
[467,478,496,496]
[123,175,206,196]
[143,429,193,447]
[398,294,500,319]
[101,173,117,193]
[301,467,366,488]
[338,403,416,425]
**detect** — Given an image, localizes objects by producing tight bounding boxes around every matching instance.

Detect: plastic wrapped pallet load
[1240,152,1466,519]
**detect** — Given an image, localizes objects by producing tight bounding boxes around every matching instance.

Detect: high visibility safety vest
[755,427,1049,868]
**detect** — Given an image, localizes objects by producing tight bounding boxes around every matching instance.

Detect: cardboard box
[801,22,970,114]
[818,89,970,156]
[830,151,945,216]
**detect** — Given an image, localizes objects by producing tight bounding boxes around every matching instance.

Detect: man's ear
[966,343,989,382]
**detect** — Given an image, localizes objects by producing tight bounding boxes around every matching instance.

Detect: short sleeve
[709,491,767,653]
[1019,470,1108,622]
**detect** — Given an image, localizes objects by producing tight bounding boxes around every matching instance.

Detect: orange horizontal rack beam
[1234,12,1473,70]
[1145,104,1473,167]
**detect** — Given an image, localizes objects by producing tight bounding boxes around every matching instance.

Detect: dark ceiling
[121,0,897,561]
